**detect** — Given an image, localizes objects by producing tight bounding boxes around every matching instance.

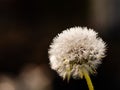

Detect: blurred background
[0,0,119,90]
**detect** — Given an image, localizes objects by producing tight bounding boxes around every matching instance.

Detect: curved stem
[83,69,94,90]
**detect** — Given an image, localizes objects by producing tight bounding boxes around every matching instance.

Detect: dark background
[0,0,120,90]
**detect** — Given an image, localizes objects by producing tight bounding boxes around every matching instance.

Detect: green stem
[83,69,94,90]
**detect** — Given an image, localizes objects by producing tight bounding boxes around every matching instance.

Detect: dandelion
[48,27,106,90]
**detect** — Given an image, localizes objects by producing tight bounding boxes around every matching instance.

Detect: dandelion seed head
[48,27,106,79]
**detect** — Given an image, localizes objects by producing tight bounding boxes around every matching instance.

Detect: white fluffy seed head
[48,27,106,79]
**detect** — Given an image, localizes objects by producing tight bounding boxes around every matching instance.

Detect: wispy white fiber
[48,27,106,79]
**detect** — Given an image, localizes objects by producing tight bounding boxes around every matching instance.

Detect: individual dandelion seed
[48,27,106,90]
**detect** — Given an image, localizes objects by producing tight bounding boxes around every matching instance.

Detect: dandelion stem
[83,69,94,90]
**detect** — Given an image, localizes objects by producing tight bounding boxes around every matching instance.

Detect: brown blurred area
[0,0,120,90]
